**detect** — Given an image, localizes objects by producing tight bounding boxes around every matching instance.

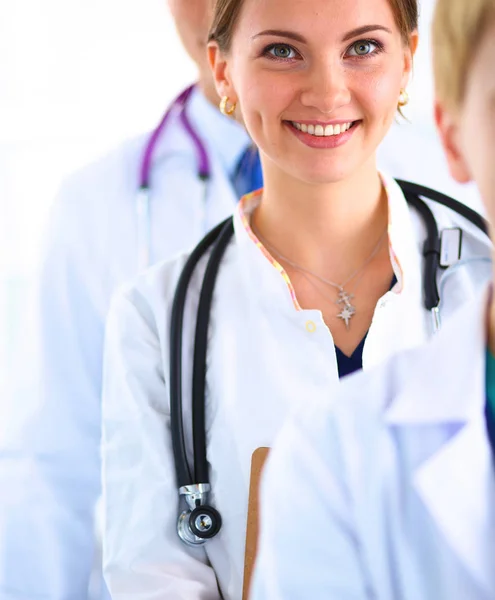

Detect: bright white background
[0,0,197,385]
[0,0,474,386]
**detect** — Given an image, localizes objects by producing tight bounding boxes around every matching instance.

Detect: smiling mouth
[289,121,358,137]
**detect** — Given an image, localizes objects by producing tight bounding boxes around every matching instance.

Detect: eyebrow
[253,24,392,44]
[342,25,393,41]
[253,30,307,43]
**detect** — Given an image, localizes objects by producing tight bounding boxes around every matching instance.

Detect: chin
[290,158,363,186]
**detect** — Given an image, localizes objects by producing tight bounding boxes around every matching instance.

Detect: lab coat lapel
[385,288,495,594]
[414,410,495,595]
[364,175,429,368]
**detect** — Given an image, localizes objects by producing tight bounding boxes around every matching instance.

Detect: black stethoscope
[170,179,488,546]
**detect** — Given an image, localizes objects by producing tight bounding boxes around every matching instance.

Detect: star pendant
[337,305,356,329]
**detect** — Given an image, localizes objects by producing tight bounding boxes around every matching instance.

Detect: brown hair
[432,0,495,111]
[209,0,419,53]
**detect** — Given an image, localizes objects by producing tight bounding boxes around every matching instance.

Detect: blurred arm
[0,190,104,599]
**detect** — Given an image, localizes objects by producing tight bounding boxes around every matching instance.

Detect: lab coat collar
[233,189,308,316]
[186,86,252,179]
[232,172,422,319]
[382,173,421,297]
[385,285,495,595]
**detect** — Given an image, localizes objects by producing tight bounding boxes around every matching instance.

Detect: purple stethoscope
[136,84,211,270]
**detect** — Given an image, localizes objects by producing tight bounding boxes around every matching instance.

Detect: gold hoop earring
[220,96,236,117]
[398,88,409,108]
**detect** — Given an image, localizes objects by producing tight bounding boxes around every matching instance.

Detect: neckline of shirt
[234,172,414,313]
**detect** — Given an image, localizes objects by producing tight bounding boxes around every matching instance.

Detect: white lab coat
[0,94,484,600]
[2,87,251,600]
[101,175,491,600]
[251,286,495,600]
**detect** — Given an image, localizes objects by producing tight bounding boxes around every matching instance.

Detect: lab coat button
[305,320,317,333]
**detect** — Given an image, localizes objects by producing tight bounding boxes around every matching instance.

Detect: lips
[285,119,360,149]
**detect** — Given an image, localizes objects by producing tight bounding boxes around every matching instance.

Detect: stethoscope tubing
[192,219,235,483]
[169,218,231,488]
[136,84,212,270]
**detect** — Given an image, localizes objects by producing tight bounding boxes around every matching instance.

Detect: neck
[252,158,388,283]
[197,74,220,109]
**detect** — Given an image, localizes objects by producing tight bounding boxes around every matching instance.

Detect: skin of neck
[198,71,221,108]
[251,154,389,283]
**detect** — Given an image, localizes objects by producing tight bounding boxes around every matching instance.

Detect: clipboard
[242,447,270,600]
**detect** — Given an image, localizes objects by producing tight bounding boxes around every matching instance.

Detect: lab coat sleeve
[0,190,104,599]
[250,399,371,600]
[101,288,221,600]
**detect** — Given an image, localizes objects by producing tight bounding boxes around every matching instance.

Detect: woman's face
[210,0,415,185]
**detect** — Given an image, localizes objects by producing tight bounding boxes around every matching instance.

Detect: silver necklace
[252,224,388,329]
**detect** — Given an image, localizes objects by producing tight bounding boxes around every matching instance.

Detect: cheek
[478,116,495,212]
[461,102,495,209]
[235,66,296,130]
[353,64,402,121]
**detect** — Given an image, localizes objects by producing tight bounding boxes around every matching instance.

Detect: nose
[299,60,351,114]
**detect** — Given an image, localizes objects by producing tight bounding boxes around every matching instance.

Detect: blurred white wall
[0,0,196,384]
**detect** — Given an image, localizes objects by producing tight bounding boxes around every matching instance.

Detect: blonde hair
[432,0,495,111]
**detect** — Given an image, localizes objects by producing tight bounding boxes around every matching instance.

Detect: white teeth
[292,121,353,137]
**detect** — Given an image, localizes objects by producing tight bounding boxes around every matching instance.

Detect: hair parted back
[432,0,495,112]
[208,0,419,53]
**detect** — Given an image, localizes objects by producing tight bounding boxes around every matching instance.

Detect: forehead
[236,0,399,37]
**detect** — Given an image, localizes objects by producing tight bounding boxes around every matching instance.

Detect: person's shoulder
[111,243,211,325]
[115,251,187,306]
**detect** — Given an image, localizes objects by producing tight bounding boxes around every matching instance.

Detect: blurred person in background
[0,1,258,599]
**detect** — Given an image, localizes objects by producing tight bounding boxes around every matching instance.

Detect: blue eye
[347,39,380,57]
[266,44,297,60]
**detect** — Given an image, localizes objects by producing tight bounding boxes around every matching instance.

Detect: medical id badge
[440,228,463,268]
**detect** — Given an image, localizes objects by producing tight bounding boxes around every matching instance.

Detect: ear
[400,29,418,90]
[434,100,472,183]
[207,42,238,103]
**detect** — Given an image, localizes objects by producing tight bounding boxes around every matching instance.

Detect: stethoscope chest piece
[177,484,222,546]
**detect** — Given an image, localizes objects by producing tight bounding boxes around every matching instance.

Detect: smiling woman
[206,0,418,352]
[100,1,492,599]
